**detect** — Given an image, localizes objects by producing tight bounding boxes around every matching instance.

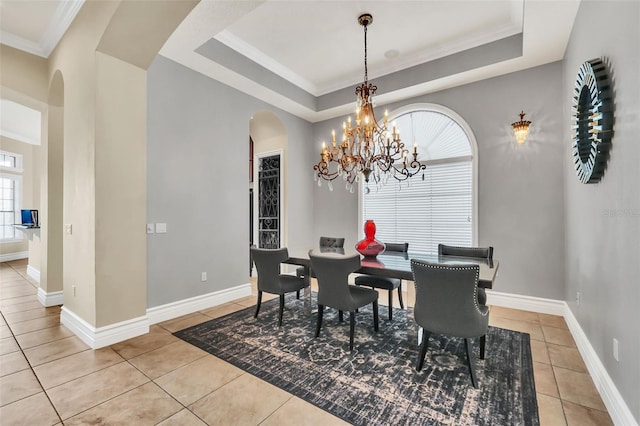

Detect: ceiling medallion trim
[571,58,614,184]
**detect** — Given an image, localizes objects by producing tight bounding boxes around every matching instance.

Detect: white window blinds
[361,109,474,253]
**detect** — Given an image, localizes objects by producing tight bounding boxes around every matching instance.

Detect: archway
[249,111,288,251]
[360,103,479,250]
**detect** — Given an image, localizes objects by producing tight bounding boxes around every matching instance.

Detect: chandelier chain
[312,13,426,191]
[363,24,368,83]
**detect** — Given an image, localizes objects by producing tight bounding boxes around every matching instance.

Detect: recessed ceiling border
[0,0,84,58]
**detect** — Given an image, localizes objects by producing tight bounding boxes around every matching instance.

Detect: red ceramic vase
[355,220,385,257]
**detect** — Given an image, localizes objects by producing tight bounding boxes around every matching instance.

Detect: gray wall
[147,55,314,307]
[148,4,639,417]
[313,62,566,300]
[563,1,640,421]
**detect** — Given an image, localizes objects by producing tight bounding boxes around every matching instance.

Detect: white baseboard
[37,288,63,307]
[60,283,252,349]
[487,290,637,426]
[563,306,638,426]
[146,282,252,325]
[60,307,149,350]
[0,251,28,262]
[27,265,40,283]
[486,290,566,316]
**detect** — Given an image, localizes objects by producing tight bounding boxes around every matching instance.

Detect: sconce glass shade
[512,111,532,144]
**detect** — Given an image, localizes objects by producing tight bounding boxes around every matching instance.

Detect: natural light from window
[361,106,476,253]
[0,151,23,242]
[0,99,41,146]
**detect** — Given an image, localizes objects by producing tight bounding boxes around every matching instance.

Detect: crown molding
[215,30,319,96]
[0,0,84,58]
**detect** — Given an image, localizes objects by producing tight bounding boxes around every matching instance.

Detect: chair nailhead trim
[410,260,486,315]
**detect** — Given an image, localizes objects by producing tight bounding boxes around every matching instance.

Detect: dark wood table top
[286,249,499,288]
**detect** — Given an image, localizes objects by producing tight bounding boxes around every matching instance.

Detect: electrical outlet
[201,272,207,282]
[613,338,619,362]
[576,292,580,306]
[146,223,155,234]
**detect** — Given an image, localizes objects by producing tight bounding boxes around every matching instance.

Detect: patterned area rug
[175,294,538,425]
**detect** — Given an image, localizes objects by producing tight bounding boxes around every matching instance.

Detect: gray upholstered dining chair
[309,251,379,351]
[354,242,408,320]
[438,244,494,306]
[296,236,345,280]
[250,246,309,327]
[410,259,489,388]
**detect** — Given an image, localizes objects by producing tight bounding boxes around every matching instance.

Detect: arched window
[360,104,478,252]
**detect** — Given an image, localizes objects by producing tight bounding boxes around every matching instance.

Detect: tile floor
[0,259,614,425]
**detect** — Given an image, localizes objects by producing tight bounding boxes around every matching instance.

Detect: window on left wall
[0,150,23,242]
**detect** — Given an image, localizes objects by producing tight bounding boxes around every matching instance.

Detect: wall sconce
[511,111,532,144]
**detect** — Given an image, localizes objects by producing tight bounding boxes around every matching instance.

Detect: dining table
[283,247,499,345]
[286,248,499,287]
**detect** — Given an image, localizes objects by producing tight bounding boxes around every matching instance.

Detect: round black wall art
[571,58,614,184]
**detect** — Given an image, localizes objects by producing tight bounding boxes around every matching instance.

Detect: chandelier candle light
[313,14,426,193]
[511,111,532,145]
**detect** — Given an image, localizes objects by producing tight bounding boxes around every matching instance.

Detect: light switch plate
[64,224,72,235]
[146,223,155,234]
[156,223,167,233]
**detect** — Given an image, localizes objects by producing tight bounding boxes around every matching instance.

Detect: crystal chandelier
[313,14,425,193]
[511,111,532,145]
